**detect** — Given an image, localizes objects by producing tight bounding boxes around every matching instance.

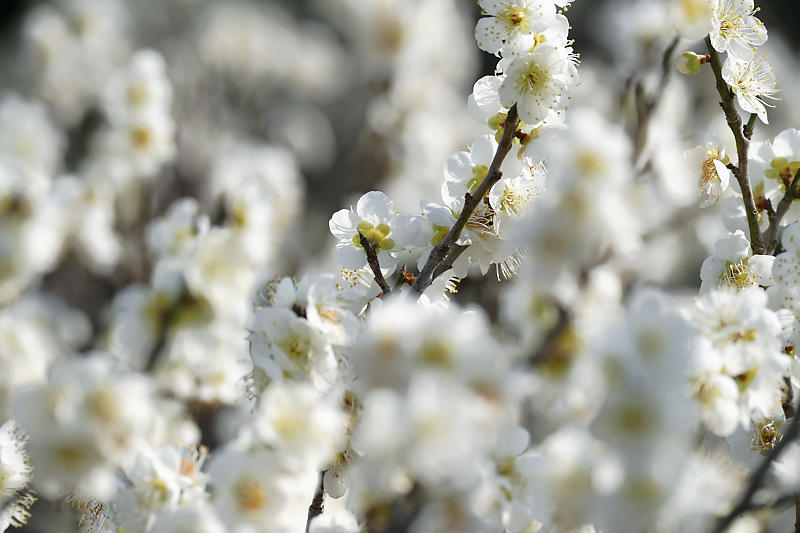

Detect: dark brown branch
[411,105,520,295]
[705,36,764,254]
[431,244,469,282]
[762,170,800,255]
[712,400,800,533]
[359,233,392,296]
[305,470,326,532]
[736,490,800,514]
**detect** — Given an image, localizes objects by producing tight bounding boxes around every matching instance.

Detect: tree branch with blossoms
[704,35,764,254]
[763,169,800,254]
[712,399,800,533]
[412,105,520,296]
[359,233,392,296]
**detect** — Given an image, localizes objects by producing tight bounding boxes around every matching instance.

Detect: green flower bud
[676,51,704,77]
[771,157,789,170]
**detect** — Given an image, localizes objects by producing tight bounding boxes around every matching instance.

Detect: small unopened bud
[676,51,704,77]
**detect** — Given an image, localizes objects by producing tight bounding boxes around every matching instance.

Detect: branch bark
[431,244,469,282]
[705,36,764,254]
[762,170,800,255]
[411,105,520,296]
[359,233,392,296]
[712,400,800,532]
[305,470,326,533]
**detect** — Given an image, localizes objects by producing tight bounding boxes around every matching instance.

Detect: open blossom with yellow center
[710,0,767,59]
[700,230,774,293]
[672,0,714,40]
[684,138,732,207]
[474,0,556,55]
[329,191,422,272]
[722,53,779,124]
[498,43,578,125]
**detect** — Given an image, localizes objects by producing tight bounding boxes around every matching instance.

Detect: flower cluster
[3,0,800,532]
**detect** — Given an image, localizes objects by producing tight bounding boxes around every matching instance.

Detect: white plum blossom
[773,221,800,288]
[351,373,496,493]
[150,504,227,533]
[709,0,767,59]
[0,421,34,530]
[146,198,208,259]
[103,49,172,122]
[685,136,733,207]
[206,442,317,533]
[252,381,347,470]
[722,53,779,124]
[700,230,774,292]
[750,128,800,194]
[0,92,63,179]
[671,0,714,40]
[497,42,578,125]
[249,305,339,392]
[104,444,209,531]
[13,354,155,499]
[691,288,790,431]
[441,135,535,276]
[329,191,418,271]
[690,338,741,436]
[1,0,799,531]
[474,0,556,56]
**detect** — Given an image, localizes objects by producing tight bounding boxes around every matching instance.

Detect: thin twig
[431,244,469,282]
[411,105,520,295]
[305,470,326,532]
[762,170,800,255]
[529,303,571,367]
[737,491,800,514]
[359,233,392,296]
[712,400,800,532]
[705,36,764,254]
[632,35,680,166]
[743,113,758,140]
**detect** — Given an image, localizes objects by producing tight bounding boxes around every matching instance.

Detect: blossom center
[352,221,394,250]
[719,260,755,289]
[700,148,721,188]
[234,478,269,512]
[499,5,530,33]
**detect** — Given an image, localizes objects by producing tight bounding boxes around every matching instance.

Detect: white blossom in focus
[497,43,578,125]
[474,0,556,56]
[0,421,34,530]
[722,53,779,124]
[709,0,767,59]
[685,136,733,207]
[700,231,774,292]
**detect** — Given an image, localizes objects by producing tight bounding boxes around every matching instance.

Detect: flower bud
[676,51,704,77]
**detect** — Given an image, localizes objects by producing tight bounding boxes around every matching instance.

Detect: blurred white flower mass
[1,0,800,531]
